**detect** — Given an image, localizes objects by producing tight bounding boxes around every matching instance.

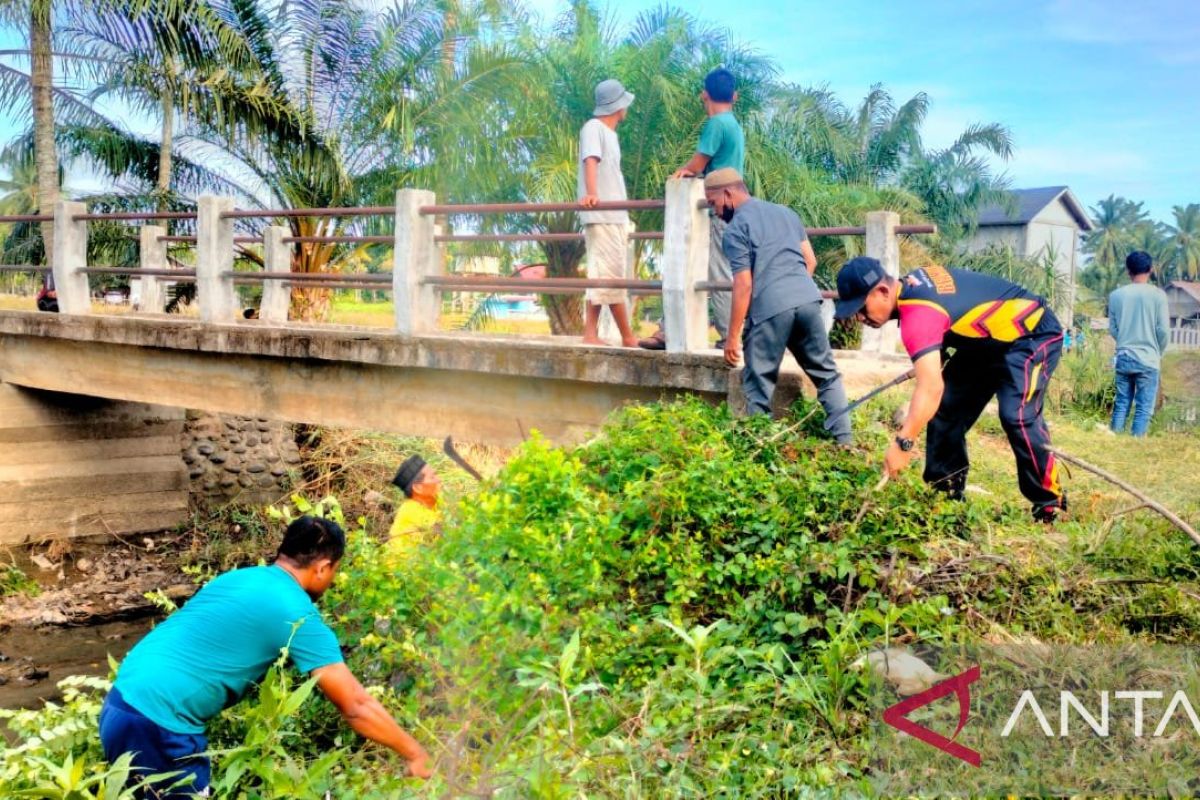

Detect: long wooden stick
[1050,448,1200,547]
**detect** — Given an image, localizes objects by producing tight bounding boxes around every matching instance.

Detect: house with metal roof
[966,186,1095,326]
[1166,281,1200,327]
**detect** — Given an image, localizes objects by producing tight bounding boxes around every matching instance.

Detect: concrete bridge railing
[4,180,934,355]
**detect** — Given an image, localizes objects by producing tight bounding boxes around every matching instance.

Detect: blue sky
[527,0,1200,224]
[2,0,1197,224]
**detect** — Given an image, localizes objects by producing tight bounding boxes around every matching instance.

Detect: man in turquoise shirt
[640,68,746,350]
[1108,250,1171,436]
[100,515,431,797]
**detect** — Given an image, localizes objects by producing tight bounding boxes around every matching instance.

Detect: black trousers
[923,318,1065,510]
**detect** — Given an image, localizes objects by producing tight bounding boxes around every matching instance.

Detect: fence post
[859,210,900,355]
[393,188,439,335]
[662,178,710,353]
[260,226,291,324]
[51,200,90,315]
[138,225,167,313]
[196,195,238,323]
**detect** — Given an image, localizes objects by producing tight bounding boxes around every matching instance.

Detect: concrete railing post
[260,226,291,324]
[860,210,901,354]
[662,178,710,353]
[138,225,167,313]
[393,188,439,335]
[51,200,90,315]
[196,195,238,323]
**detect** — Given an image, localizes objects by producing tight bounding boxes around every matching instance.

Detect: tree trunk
[156,80,174,211]
[540,239,585,335]
[31,1,57,266]
[288,216,333,322]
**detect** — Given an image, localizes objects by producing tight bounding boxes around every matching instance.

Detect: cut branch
[1050,448,1200,547]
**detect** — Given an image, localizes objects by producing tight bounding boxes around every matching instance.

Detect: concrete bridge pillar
[51,200,90,315]
[662,178,710,353]
[0,382,187,544]
[860,210,901,355]
[138,225,168,313]
[394,188,440,335]
[260,226,291,324]
[196,195,238,323]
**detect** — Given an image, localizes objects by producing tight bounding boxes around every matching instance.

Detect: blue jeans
[99,688,210,799]
[1110,352,1159,437]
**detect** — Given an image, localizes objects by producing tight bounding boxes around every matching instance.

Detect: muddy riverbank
[0,535,195,710]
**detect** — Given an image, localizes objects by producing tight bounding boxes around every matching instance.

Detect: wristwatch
[894,436,915,452]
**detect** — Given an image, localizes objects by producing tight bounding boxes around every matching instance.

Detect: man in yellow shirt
[386,455,441,560]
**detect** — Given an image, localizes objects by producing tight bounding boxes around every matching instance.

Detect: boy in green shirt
[640,68,745,349]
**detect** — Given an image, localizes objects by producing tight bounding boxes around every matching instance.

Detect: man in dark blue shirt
[705,168,851,443]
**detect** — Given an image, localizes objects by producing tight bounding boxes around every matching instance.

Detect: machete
[442,436,484,482]
[823,367,916,431]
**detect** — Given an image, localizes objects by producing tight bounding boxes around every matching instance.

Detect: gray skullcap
[703,168,743,189]
[593,79,634,116]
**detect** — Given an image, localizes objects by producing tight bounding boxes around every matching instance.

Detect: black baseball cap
[834,256,886,320]
[391,455,427,496]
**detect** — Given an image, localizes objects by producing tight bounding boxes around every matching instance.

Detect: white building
[967,186,1094,326]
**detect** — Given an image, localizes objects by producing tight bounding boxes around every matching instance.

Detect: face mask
[720,204,735,223]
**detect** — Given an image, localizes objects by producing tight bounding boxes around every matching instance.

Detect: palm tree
[60,0,262,210]
[1168,203,1200,281]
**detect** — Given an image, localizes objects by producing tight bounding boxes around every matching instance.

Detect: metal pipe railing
[158,235,263,244]
[282,235,394,245]
[0,214,53,223]
[221,206,395,219]
[78,267,197,278]
[0,264,52,272]
[419,200,665,216]
[72,211,198,222]
[222,271,389,284]
[424,275,661,291]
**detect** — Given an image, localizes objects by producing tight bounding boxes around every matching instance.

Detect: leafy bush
[7,399,1198,798]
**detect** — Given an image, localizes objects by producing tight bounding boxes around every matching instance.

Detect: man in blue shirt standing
[705,168,851,444]
[100,515,432,797]
[1108,250,1170,436]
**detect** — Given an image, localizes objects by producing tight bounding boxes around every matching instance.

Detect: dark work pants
[742,302,851,443]
[923,316,1065,511]
[99,688,210,799]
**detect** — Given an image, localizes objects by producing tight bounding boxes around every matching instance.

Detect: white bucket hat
[593,79,634,116]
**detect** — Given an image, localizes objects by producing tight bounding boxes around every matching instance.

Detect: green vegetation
[4,396,1198,797]
[0,560,38,598]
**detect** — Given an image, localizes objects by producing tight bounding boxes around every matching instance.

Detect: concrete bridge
[0,179,922,542]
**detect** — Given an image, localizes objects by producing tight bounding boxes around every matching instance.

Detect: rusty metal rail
[0,214,53,223]
[221,206,395,219]
[222,271,389,284]
[419,200,665,215]
[158,235,263,244]
[78,267,197,278]
[283,235,394,245]
[72,211,198,222]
